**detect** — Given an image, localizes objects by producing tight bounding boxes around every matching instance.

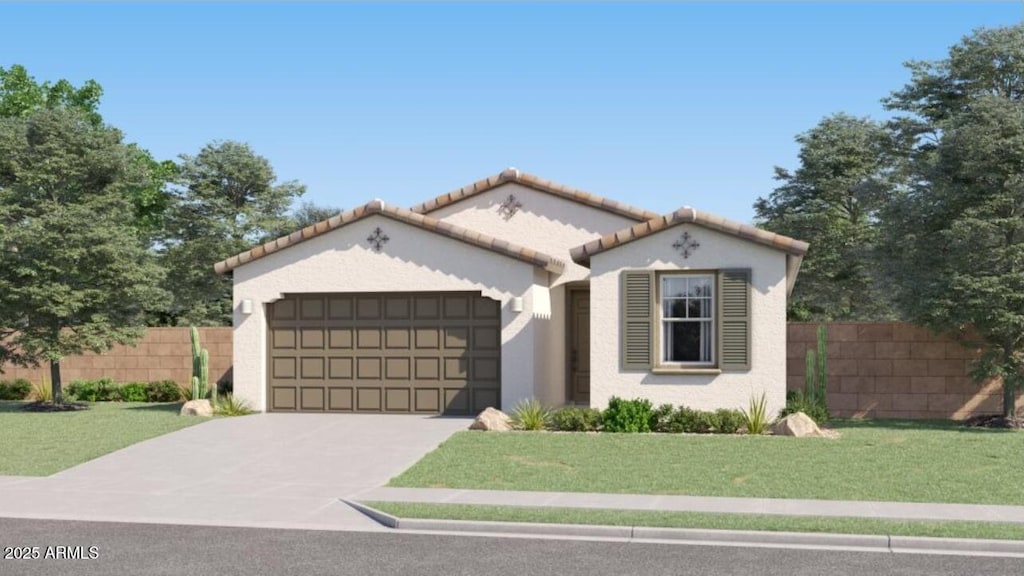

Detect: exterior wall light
[510,297,524,313]
[241,299,254,315]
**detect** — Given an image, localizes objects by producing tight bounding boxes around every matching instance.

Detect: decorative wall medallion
[498,194,523,220]
[672,231,700,259]
[366,227,390,252]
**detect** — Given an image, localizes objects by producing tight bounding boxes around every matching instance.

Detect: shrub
[213,394,253,416]
[780,389,830,425]
[0,379,32,400]
[146,380,183,402]
[66,378,118,402]
[31,377,53,403]
[602,397,653,433]
[510,399,551,431]
[650,403,675,432]
[715,408,745,434]
[550,407,602,432]
[742,392,770,435]
[118,382,149,402]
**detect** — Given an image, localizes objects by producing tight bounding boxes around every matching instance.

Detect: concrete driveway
[0,413,469,531]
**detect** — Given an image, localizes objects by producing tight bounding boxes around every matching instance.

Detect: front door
[569,290,590,404]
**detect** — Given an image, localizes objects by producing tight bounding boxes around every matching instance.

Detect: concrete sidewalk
[355,486,1024,524]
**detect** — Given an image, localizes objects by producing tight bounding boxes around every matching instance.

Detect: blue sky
[2,2,1021,223]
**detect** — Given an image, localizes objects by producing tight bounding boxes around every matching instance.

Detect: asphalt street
[2,518,1022,576]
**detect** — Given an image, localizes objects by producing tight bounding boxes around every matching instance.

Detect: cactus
[803,325,829,406]
[190,327,210,400]
[805,349,817,403]
[816,324,828,399]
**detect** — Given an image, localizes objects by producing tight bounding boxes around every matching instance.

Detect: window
[660,274,714,365]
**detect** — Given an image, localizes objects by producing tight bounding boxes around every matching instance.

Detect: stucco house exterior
[214,169,808,416]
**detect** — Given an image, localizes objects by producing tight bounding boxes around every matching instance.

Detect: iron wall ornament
[672,231,700,259]
[497,193,523,220]
[366,227,390,252]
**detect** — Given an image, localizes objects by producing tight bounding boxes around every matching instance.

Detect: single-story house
[214,169,808,416]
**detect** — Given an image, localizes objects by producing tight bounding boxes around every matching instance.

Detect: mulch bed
[20,401,90,413]
[961,414,1023,429]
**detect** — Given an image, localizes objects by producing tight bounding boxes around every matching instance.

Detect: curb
[347,501,1024,557]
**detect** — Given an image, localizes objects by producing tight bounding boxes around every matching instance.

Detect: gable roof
[409,168,661,222]
[213,199,566,275]
[569,206,808,295]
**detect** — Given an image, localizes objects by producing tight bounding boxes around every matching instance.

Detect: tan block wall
[0,328,233,387]
[788,322,1022,420]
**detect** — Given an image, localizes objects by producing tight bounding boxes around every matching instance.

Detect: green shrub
[650,403,675,432]
[66,378,118,402]
[146,380,183,402]
[550,407,602,432]
[510,399,551,431]
[602,397,653,433]
[780,389,830,425]
[715,408,745,434]
[0,379,32,400]
[742,391,771,435]
[213,394,254,416]
[118,382,149,402]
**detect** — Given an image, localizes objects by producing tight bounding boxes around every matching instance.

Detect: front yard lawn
[367,502,1024,541]
[389,420,1024,505]
[0,401,203,476]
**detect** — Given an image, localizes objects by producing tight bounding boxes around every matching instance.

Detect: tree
[160,141,305,326]
[0,64,103,125]
[263,201,343,241]
[754,113,900,320]
[0,109,169,404]
[883,25,1024,418]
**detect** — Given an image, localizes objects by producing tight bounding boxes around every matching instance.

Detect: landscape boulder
[180,399,214,417]
[469,407,511,431]
[771,412,822,437]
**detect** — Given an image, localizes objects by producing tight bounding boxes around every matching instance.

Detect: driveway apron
[0,414,469,531]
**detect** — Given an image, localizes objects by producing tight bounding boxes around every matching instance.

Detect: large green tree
[0,109,169,403]
[883,24,1024,418]
[160,141,305,326]
[754,113,900,320]
[0,64,103,125]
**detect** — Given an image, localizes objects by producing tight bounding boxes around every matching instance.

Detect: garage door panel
[269,291,500,415]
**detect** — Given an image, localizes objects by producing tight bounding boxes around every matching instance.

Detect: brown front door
[569,290,590,404]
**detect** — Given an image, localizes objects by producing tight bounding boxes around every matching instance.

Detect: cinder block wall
[0,328,233,387]
[788,323,1021,420]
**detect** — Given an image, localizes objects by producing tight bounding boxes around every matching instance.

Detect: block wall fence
[1,324,1018,420]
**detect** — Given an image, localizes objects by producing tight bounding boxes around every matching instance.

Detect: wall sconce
[241,299,253,315]
[510,297,524,313]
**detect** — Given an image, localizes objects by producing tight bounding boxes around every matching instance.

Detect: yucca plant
[510,398,551,431]
[213,394,254,416]
[31,376,53,403]
[742,392,770,435]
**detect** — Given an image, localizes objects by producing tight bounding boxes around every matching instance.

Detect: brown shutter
[718,269,751,371]
[620,270,654,370]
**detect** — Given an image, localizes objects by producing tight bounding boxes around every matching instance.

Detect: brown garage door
[267,292,501,415]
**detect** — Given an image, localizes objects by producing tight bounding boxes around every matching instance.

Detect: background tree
[0,64,103,125]
[754,113,900,320]
[263,200,343,241]
[160,141,305,326]
[0,109,169,403]
[883,24,1024,418]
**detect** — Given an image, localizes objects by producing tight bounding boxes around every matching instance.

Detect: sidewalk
[355,486,1024,524]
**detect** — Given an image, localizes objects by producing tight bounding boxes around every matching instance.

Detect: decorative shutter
[718,269,751,371]
[620,270,654,370]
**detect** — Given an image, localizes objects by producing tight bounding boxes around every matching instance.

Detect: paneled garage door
[267,292,501,415]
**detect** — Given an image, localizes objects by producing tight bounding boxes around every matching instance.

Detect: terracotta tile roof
[409,168,661,222]
[213,199,566,275]
[569,206,809,266]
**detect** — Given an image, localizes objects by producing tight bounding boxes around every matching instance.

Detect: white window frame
[659,273,715,367]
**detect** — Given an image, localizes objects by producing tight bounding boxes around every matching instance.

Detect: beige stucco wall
[231,214,540,412]
[589,223,790,415]
[427,182,638,404]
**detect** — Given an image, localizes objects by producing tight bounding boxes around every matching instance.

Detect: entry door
[570,291,590,403]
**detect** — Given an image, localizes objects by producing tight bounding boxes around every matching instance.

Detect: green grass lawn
[0,401,204,476]
[389,420,1024,505]
[367,502,1024,541]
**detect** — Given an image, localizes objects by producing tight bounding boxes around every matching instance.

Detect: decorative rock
[469,407,511,431]
[180,399,213,417]
[771,412,822,437]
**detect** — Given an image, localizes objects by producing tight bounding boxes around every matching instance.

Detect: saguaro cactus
[190,327,211,400]
[803,325,829,406]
